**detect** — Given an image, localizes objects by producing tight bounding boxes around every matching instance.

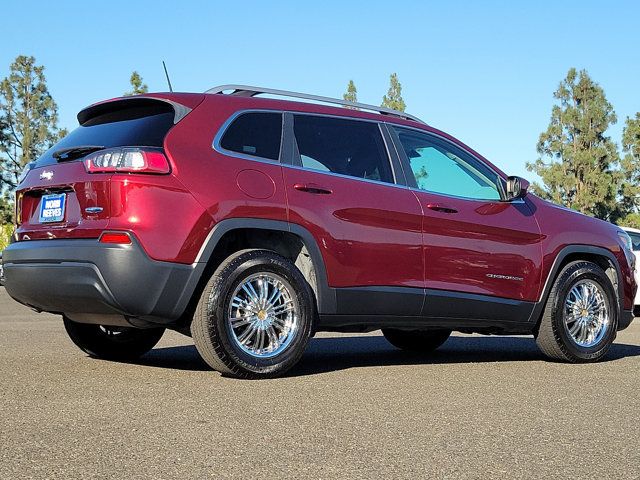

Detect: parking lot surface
[1,288,639,479]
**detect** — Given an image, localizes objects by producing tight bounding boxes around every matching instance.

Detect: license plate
[39,193,66,223]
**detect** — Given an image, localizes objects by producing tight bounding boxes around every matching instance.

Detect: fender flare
[528,244,624,324]
[190,218,336,314]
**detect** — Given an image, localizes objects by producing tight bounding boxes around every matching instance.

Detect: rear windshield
[34,104,175,167]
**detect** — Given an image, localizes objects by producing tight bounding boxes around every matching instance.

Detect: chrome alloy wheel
[563,279,610,348]
[228,272,299,358]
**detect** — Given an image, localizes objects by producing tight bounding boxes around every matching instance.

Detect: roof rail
[205,84,425,124]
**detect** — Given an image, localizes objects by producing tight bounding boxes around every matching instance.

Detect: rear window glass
[219,112,283,161]
[35,104,175,168]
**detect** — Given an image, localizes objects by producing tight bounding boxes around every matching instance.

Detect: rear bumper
[1,238,199,325]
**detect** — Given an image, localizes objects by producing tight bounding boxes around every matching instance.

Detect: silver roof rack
[205,84,425,124]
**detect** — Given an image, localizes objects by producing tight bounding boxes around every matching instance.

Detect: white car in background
[621,227,640,315]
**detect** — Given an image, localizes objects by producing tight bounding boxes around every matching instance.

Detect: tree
[125,71,148,96]
[526,68,620,220]
[381,73,406,112]
[343,80,358,107]
[618,113,640,226]
[0,193,13,223]
[619,212,640,229]
[0,55,64,189]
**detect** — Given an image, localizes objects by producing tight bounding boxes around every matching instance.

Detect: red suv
[2,85,636,378]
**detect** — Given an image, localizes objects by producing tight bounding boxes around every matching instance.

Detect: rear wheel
[63,317,165,360]
[535,261,618,363]
[382,328,451,353]
[191,249,315,379]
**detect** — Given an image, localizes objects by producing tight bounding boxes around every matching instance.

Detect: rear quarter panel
[161,96,289,262]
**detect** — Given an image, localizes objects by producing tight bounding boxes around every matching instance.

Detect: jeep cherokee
[1,85,636,378]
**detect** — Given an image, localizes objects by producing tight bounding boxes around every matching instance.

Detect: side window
[293,115,393,183]
[219,112,282,161]
[391,126,502,200]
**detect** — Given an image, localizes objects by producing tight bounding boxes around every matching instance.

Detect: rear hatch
[15,98,183,241]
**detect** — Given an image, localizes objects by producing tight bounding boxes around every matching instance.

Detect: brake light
[99,232,132,244]
[84,148,170,174]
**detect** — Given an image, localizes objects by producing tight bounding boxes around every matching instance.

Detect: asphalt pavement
[1,287,639,479]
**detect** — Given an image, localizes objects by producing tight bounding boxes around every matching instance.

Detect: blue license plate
[39,193,66,223]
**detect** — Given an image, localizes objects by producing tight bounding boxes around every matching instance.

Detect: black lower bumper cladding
[1,238,199,325]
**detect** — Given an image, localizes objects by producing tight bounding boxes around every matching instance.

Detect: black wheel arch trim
[529,244,626,326]
[189,218,336,315]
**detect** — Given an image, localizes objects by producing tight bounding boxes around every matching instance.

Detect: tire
[63,317,165,361]
[535,261,618,363]
[382,328,451,352]
[191,249,315,379]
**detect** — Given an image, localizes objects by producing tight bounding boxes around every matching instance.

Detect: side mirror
[505,176,529,201]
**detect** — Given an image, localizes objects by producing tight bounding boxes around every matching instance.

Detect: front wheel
[535,261,618,363]
[63,317,165,361]
[191,249,315,379]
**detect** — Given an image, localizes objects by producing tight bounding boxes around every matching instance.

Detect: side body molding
[169,233,626,333]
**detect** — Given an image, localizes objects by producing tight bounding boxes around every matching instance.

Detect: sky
[2,0,639,180]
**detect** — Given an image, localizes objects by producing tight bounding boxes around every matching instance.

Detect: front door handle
[426,203,458,214]
[293,183,333,195]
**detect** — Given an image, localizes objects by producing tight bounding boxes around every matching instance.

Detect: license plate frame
[38,193,67,223]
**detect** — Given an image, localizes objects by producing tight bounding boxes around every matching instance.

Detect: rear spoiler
[77,96,197,126]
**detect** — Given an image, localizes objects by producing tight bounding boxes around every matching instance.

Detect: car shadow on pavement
[139,335,640,376]
[288,335,640,377]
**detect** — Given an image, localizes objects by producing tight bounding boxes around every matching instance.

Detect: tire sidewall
[550,264,618,360]
[206,252,314,375]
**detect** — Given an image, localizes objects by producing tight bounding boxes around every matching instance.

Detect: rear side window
[220,112,283,161]
[35,103,176,168]
[293,115,393,184]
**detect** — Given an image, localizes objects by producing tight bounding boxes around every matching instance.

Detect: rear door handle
[293,183,333,195]
[426,203,458,214]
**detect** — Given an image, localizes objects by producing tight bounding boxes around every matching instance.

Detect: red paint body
[14,92,636,311]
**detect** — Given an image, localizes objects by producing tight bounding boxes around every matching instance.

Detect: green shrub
[0,223,14,252]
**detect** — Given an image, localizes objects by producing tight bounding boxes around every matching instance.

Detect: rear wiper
[53,145,105,161]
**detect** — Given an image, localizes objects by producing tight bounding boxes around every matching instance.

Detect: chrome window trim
[406,186,524,204]
[211,109,525,203]
[280,163,411,190]
[280,163,523,199]
[212,110,285,164]
[213,109,400,185]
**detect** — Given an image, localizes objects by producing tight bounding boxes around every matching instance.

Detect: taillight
[15,192,22,226]
[83,148,170,174]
